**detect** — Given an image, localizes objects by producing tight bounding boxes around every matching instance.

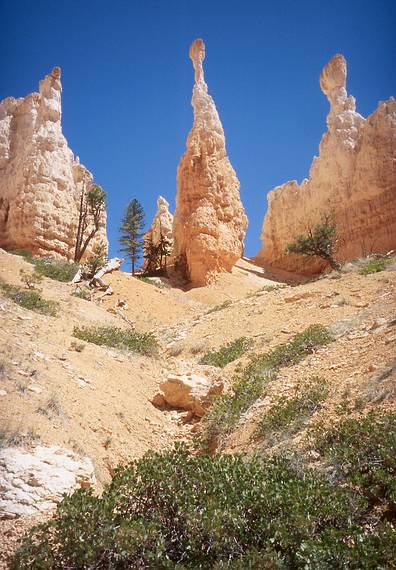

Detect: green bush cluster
[358,257,389,275]
[255,377,328,443]
[203,325,333,448]
[73,325,158,356]
[206,300,233,314]
[11,443,396,569]
[11,248,78,282]
[0,280,58,316]
[312,410,396,514]
[199,337,251,368]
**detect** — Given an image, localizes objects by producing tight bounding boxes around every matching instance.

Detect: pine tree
[74,182,107,263]
[119,199,145,274]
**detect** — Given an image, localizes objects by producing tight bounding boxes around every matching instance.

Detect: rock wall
[0,67,107,260]
[173,39,248,286]
[257,54,396,274]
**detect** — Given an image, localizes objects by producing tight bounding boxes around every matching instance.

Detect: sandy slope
[0,249,395,566]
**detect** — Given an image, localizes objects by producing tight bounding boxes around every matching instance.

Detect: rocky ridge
[173,39,248,286]
[257,54,396,274]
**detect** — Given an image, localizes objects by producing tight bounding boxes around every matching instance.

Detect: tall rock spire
[173,39,248,286]
[257,54,396,274]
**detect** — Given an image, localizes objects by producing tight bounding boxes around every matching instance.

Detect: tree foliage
[286,213,340,270]
[74,182,107,263]
[11,441,396,569]
[143,231,172,275]
[119,199,145,274]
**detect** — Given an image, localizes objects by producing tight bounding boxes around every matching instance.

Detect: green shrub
[136,275,168,289]
[12,444,378,569]
[358,257,389,275]
[71,286,91,300]
[207,299,233,314]
[0,280,58,316]
[255,377,328,443]
[10,248,34,261]
[11,249,79,282]
[312,410,396,513]
[33,257,79,282]
[248,325,332,373]
[73,325,158,356]
[199,337,251,368]
[203,325,333,448]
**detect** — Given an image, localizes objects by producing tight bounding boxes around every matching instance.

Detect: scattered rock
[0,445,95,519]
[152,373,223,418]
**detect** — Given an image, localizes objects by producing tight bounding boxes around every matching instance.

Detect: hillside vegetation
[0,249,395,568]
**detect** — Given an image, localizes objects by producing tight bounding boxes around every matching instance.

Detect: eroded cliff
[257,54,396,274]
[0,67,107,259]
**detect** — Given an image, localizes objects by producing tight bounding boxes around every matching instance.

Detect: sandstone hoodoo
[173,39,248,286]
[257,54,396,275]
[143,195,174,269]
[0,67,107,260]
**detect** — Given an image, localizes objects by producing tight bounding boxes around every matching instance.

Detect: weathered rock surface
[152,373,223,417]
[0,67,107,259]
[143,196,174,268]
[147,196,174,249]
[0,445,95,519]
[173,39,248,285]
[257,54,396,275]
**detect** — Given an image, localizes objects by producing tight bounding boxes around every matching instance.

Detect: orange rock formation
[0,68,107,259]
[257,54,396,274]
[173,39,248,286]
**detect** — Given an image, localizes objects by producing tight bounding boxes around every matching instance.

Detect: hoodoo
[173,39,248,286]
[0,67,107,259]
[257,54,396,274]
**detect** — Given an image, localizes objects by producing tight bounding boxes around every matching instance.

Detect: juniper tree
[286,213,340,270]
[119,199,145,274]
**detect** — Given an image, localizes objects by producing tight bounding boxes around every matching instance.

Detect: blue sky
[1,0,395,259]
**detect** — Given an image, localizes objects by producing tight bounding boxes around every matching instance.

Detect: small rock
[27,384,42,394]
[0,389,7,396]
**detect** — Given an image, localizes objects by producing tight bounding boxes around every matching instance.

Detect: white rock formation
[173,39,248,285]
[0,67,107,259]
[0,445,95,519]
[152,373,223,417]
[257,54,396,274]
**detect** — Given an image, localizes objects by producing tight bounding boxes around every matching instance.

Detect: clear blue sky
[1,0,395,259]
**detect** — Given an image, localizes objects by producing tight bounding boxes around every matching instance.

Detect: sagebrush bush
[0,280,58,316]
[203,325,333,448]
[10,249,79,282]
[73,325,158,356]
[255,377,328,443]
[199,337,251,368]
[358,257,389,275]
[312,410,396,513]
[33,257,79,282]
[14,444,394,569]
[206,299,233,314]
